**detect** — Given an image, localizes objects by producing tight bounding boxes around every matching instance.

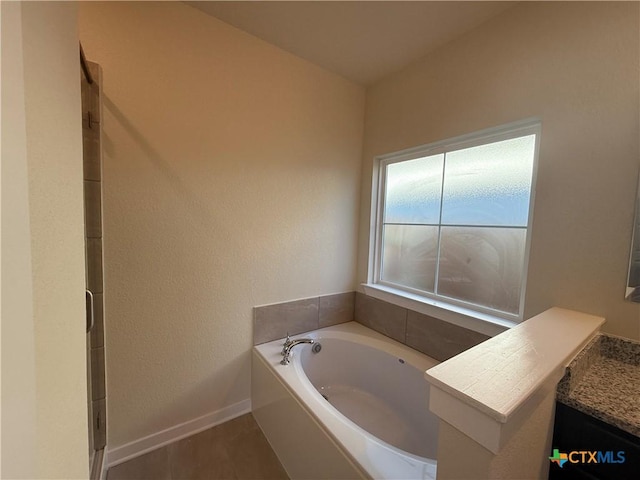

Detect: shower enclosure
[81,49,107,479]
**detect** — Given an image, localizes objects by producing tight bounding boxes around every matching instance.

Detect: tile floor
[107,413,289,480]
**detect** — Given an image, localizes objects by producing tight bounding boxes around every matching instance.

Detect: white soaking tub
[251,322,439,480]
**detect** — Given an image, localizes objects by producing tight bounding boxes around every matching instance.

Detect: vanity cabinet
[549,402,640,479]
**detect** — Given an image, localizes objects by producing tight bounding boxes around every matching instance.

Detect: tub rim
[253,321,439,480]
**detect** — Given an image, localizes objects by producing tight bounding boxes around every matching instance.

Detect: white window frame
[365,119,541,335]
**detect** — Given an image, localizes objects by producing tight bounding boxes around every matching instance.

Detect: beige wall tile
[92,398,106,449]
[406,310,489,361]
[253,297,319,345]
[90,293,104,348]
[354,292,407,343]
[84,180,102,238]
[86,238,103,293]
[90,347,105,400]
[82,129,101,181]
[319,292,354,328]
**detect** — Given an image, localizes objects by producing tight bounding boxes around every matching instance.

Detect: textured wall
[1,2,38,477]
[78,1,365,448]
[1,2,89,478]
[24,3,89,475]
[436,389,556,479]
[359,1,640,339]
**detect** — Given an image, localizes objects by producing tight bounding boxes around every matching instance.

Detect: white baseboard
[105,398,251,469]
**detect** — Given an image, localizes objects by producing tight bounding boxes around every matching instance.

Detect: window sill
[361,283,518,337]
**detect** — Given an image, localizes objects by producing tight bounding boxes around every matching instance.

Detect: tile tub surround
[557,333,640,437]
[253,292,355,345]
[254,291,489,358]
[354,292,491,361]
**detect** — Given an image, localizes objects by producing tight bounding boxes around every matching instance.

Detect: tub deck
[252,322,438,480]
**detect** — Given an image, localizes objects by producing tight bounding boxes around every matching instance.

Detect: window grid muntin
[374,120,540,321]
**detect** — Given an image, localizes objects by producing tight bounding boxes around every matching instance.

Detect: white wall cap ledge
[425,307,604,453]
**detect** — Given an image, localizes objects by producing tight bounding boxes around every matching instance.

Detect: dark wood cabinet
[549,402,639,480]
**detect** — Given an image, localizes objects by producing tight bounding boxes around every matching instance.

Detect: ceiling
[185,1,516,86]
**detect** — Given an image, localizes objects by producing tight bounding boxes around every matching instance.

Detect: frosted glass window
[384,155,444,224]
[437,227,527,314]
[374,121,539,319]
[441,135,536,226]
[381,225,439,292]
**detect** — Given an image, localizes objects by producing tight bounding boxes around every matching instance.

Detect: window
[371,120,540,321]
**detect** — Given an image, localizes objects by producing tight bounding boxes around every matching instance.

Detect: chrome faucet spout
[280,338,314,365]
[281,333,293,355]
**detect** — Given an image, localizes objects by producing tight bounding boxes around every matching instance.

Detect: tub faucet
[281,333,293,355]
[280,338,314,365]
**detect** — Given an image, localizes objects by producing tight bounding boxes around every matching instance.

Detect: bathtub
[251,322,439,480]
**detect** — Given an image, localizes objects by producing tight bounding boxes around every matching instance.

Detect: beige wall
[1,1,89,478]
[1,2,38,477]
[359,1,640,340]
[436,389,556,479]
[78,1,365,448]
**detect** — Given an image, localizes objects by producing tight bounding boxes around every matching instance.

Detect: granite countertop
[557,333,640,437]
